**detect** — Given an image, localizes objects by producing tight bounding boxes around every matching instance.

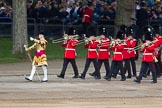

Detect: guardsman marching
[24,33,48,82]
[79,35,100,79]
[89,28,111,79]
[154,33,162,75]
[57,28,79,79]
[128,35,137,77]
[106,39,126,81]
[122,35,132,78]
[134,33,157,83]
[152,33,162,77]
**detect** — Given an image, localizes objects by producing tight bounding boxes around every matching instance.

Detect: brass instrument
[154,56,158,63]
[78,35,100,45]
[78,37,92,45]
[52,34,79,43]
[133,39,158,51]
[109,39,126,47]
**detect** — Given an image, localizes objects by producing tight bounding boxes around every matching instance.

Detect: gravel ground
[0,58,162,108]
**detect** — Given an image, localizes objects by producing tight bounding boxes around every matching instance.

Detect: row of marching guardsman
[55,27,162,84]
[24,27,162,84]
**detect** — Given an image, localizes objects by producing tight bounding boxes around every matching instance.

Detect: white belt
[88,49,96,51]
[37,50,40,52]
[124,48,134,50]
[99,49,108,51]
[143,53,153,55]
[114,52,122,54]
[84,15,90,17]
[65,48,75,51]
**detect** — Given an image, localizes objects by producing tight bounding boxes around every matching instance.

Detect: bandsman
[134,32,157,83]
[79,34,100,79]
[89,27,111,79]
[122,34,132,78]
[106,38,126,81]
[57,28,79,79]
[128,35,137,77]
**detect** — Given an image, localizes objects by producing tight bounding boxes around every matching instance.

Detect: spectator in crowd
[136,1,149,38]
[0,7,6,17]
[82,1,93,35]
[149,9,158,20]
[27,0,35,18]
[5,4,12,17]
[38,0,49,18]
[58,6,69,24]
[49,1,59,18]
[104,4,116,20]
[98,5,104,19]
[69,2,79,24]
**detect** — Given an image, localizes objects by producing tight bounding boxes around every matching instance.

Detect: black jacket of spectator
[49,3,59,18]
[59,10,69,19]
[38,5,49,18]
[136,7,148,28]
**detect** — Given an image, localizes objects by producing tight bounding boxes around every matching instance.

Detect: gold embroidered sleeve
[27,43,36,51]
[34,39,40,43]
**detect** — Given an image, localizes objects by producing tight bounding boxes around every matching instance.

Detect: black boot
[89,72,95,77]
[134,77,141,83]
[151,80,157,83]
[79,74,85,79]
[72,75,79,78]
[57,74,64,79]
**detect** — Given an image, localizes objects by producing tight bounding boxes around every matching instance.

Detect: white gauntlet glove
[30,37,34,41]
[24,45,28,51]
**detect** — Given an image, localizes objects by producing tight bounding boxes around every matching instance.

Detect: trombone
[109,39,127,47]
[52,34,79,43]
[133,39,158,51]
[78,37,91,45]
[78,36,100,45]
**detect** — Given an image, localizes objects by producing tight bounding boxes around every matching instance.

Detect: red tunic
[82,7,93,23]
[98,37,110,60]
[111,44,124,61]
[62,39,78,59]
[129,39,137,58]
[85,40,98,59]
[122,38,131,59]
[153,36,162,57]
[154,36,161,48]
[141,44,155,62]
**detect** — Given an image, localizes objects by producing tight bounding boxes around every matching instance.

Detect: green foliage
[0,37,87,63]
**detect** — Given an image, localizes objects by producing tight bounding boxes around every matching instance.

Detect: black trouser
[146,62,160,77]
[82,22,90,34]
[81,58,99,78]
[157,55,162,74]
[108,60,125,79]
[123,59,131,77]
[137,62,157,82]
[130,57,137,76]
[60,58,79,76]
[93,59,110,77]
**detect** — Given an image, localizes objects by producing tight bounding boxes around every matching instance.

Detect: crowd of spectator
[0,0,12,18]
[26,0,117,25]
[136,0,162,28]
[0,0,117,24]
[0,0,162,26]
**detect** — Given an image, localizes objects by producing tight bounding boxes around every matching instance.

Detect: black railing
[0,17,161,38]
